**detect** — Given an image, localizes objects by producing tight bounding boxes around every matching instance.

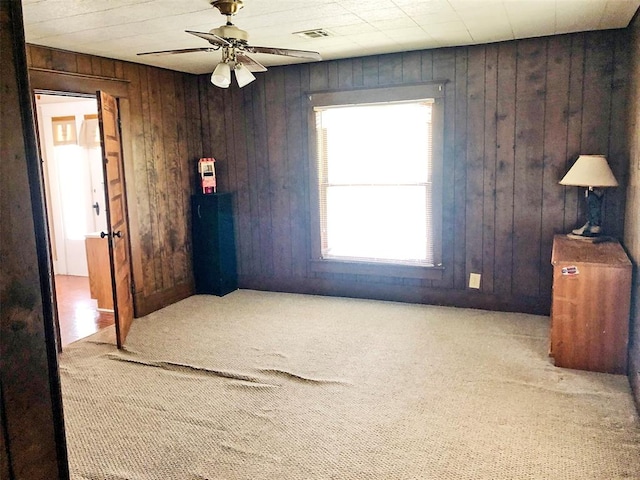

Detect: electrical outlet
[469,273,481,289]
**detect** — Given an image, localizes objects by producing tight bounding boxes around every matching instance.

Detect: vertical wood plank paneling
[114,61,124,80]
[482,45,498,294]
[25,28,628,317]
[606,32,630,240]
[337,59,354,89]
[122,62,150,298]
[512,39,547,297]
[581,32,616,238]
[494,42,517,296]
[453,49,468,290]
[173,74,192,285]
[465,46,486,287]
[181,75,198,281]
[147,64,169,291]
[229,86,251,276]
[309,62,329,91]
[90,56,102,76]
[305,54,329,281]
[29,45,52,69]
[76,54,93,75]
[402,50,422,83]
[2,6,67,475]
[185,75,203,176]
[351,57,364,87]
[214,92,232,191]
[50,49,77,73]
[421,50,434,82]
[207,88,228,189]
[265,68,292,277]
[421,48,437,288]
[242,86,262,277]
[564,34,586,232]
[27,46,206,314]
[223,88,238,193]
[327,61,339,89]
[431,49,456,289]
[624,13,640,409]
[100,58,116,78]
[581,32,613,154]
[284,66,308,278]
[137,63,160,295]
[215,81,233,222]
[299,64,312,277]
[25,43,33,66]
[160,70,185,284]
[540,35,571,296]
[379,53,403,85]
[252,79,275,276]
[198,76,212,156]
[362,56,379,88]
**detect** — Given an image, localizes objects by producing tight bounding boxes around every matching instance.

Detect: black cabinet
[191,193,238,296]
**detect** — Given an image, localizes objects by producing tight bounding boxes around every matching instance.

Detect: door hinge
[130,279,135,295]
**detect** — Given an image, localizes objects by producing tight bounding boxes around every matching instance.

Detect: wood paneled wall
[200,30,629,314]
[1,2,68,478]
[21,30,631,317]
[624,12,640,409]
[25,45,202,316]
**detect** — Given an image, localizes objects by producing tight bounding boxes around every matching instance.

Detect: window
[51,116,77,145]
[309,84,444,279]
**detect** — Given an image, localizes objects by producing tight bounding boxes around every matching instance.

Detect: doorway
[35,93,115,347]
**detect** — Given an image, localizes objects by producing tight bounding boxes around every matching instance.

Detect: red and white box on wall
[198,157,216,194]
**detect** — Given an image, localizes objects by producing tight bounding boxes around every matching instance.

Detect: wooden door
[97,90,134,348]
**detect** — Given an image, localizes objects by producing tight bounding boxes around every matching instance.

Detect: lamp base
[566,233,598,243]
[566,233,614,244]
[570,221,601,237]
[566,222,617,243]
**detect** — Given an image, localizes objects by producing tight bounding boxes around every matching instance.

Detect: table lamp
[559,154,618,238]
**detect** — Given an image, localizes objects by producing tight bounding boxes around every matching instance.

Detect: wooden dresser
[85,233,114,311]
[550,235,631,374]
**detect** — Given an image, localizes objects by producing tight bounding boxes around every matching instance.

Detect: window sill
[310,258,444,280]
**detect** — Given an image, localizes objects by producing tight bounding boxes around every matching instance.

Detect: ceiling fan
[137,0,322,88]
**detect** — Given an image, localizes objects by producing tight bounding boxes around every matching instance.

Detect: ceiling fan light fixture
[211,61,231,88]
[234,63,255,88]
[138,0,321,89]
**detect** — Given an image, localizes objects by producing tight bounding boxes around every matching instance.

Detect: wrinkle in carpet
[59,290,640,479]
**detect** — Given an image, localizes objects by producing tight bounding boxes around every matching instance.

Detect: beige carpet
[59,290,640,479]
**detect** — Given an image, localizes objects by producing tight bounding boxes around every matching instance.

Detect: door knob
[100,231,122,239]
[92,202,100,216]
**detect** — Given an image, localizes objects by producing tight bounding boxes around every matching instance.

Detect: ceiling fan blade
[186,30,231,47]
[244,45,321,61]
[137,47,217,56]
[236,53,267,72]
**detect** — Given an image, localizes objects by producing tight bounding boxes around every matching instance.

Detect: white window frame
[308,83,445,279]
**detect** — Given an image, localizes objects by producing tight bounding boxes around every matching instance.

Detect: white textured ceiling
[22,0,640,75]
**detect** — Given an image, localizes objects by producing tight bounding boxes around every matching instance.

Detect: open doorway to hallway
[35,93,115,347]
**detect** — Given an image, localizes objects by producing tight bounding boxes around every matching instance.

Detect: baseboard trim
[238,275,550,315]
[134,282,194,317]
[629,352,640,414]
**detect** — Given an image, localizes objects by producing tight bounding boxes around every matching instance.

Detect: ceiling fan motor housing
[211,0,244,16]
[211,24,248,43]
